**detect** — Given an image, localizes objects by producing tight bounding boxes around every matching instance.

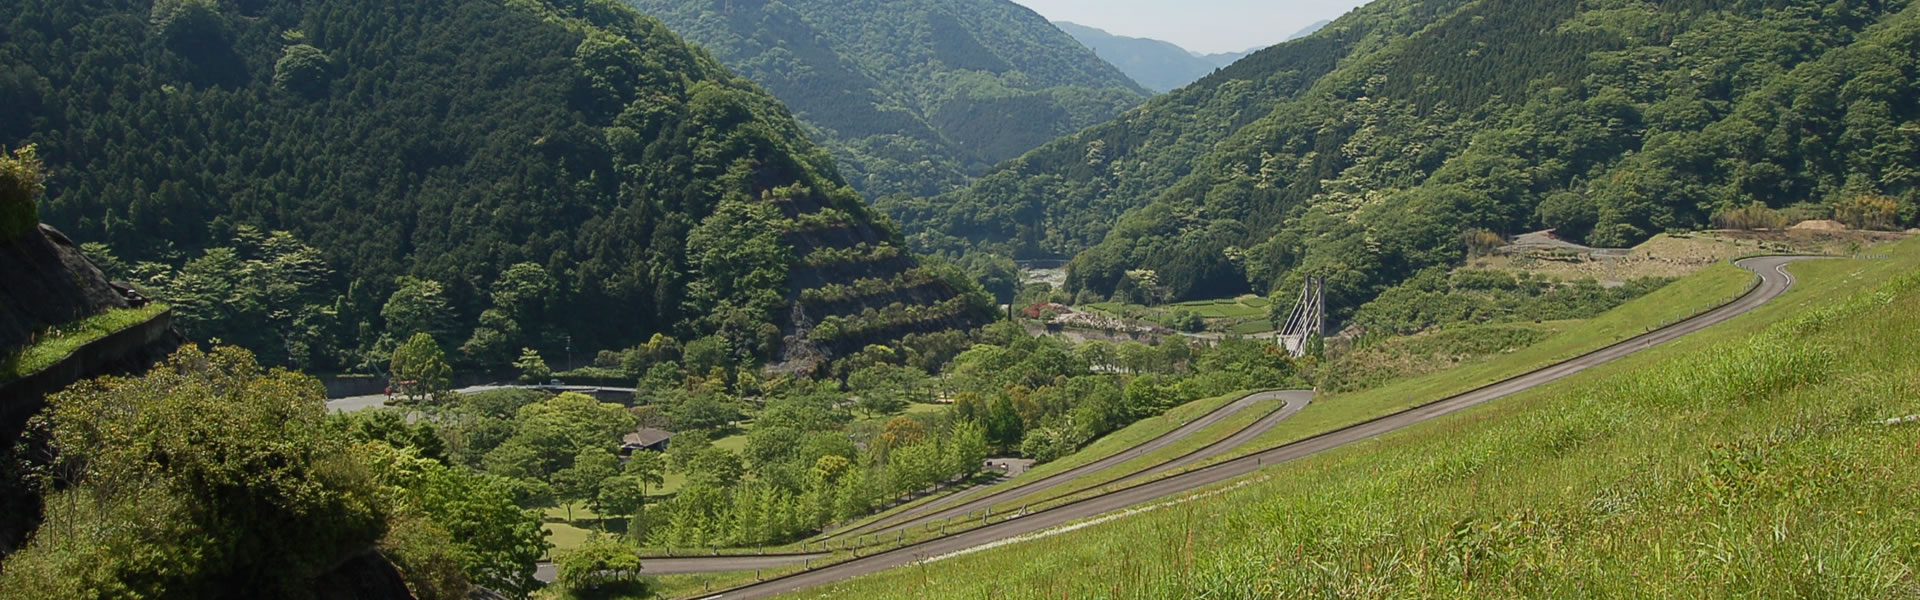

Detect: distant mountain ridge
[625,0,1150,198]
[890,0,1920,318]
[1054,22,1220,92]
[1192,20,1327,67]
[1056,19,1335,92]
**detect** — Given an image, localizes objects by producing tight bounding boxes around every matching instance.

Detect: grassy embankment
[654,260,1770,595]
[648,259,1765,592]
[950,262,1756,518]
[813,389,1261,542]
[778,245,1920,599]
[0,304,169,382]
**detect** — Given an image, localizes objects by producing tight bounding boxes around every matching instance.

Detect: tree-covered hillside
[0,0,991,373]
[1053,22,1220,93]
[622,0,1150,198]
[897,0,1920,315]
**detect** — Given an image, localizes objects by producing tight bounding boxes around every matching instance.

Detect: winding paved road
[828,389,1313,542]
[685,256,1811,599]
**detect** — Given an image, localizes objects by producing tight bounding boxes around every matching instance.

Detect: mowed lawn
[777,244,1920,599]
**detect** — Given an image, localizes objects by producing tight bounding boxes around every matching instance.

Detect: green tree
[554,536,646,598]
[554,448,621,521]
[0,145,44,238]
[513,348,551,384]
[948,421,991,481]
[481,393,635,495]
[0,347,389,599]
[849,364,927,417]
[391,332,453,403]
[149,0,224,41]
[360,443,549,598]
[624,450,666,496]
[687,447,745,489]
[273,44,333,95]
[1168,310,1205,333]
[383,277,456,345]
[596,476,649,517]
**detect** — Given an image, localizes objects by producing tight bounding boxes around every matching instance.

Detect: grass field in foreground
[0,304,169,382]
[777,245,1920,599]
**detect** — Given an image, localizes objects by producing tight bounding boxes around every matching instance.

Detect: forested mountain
[892,0,1920,317]
[0,0,990,373]
[1054,22,1220,93]
[622,0,1150,198]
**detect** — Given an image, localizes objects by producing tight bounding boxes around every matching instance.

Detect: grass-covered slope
[787,244,1920,600]
[0,0,984,369]
[781,245,1920,599]
[623,0,1150,198]
[900,0,1920,312]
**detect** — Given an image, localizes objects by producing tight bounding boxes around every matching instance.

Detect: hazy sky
[1010,0,1376,54]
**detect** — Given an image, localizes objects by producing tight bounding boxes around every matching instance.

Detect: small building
[621,428,673,454]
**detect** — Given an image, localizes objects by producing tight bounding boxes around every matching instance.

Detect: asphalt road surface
[689,256,1811,599]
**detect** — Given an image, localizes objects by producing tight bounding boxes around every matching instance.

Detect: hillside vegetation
[0,0,985,372]
[895,0,1920,316]
[778,246,1920,600]
[625,0,1150,198]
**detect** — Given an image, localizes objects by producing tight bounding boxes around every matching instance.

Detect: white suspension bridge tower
[1276,275,1326,357]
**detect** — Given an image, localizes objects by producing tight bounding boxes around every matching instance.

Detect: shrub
[1460,228,1505,257]
[1833,194,1899,231]
[0,346,387,598]
[0,145,44,238]
[1710,202,1788,231]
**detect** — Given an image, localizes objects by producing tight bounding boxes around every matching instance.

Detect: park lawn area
[1082,295,1273,332]
[851,401,949,426]
[1164,295,1270,319]
[777,246,1920,599]
[713,431,750,453]
[542,502,613,555]
[0,304,168,382]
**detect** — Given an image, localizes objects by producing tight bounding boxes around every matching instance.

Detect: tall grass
[777,243,1920,600]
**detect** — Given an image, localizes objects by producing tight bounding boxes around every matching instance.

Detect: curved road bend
[692,256,1810,599]
[829,389,1313,542]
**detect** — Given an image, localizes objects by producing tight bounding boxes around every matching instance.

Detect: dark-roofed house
[621,428,673,454]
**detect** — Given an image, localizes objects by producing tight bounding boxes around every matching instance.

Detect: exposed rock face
[0,224,183,558]
[0,225,129,352]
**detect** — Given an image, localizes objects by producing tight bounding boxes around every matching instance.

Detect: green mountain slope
[899,0,1920,313]
[0,0,989,372]
[622,0,1151,197]
[1054,22,1219,93]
